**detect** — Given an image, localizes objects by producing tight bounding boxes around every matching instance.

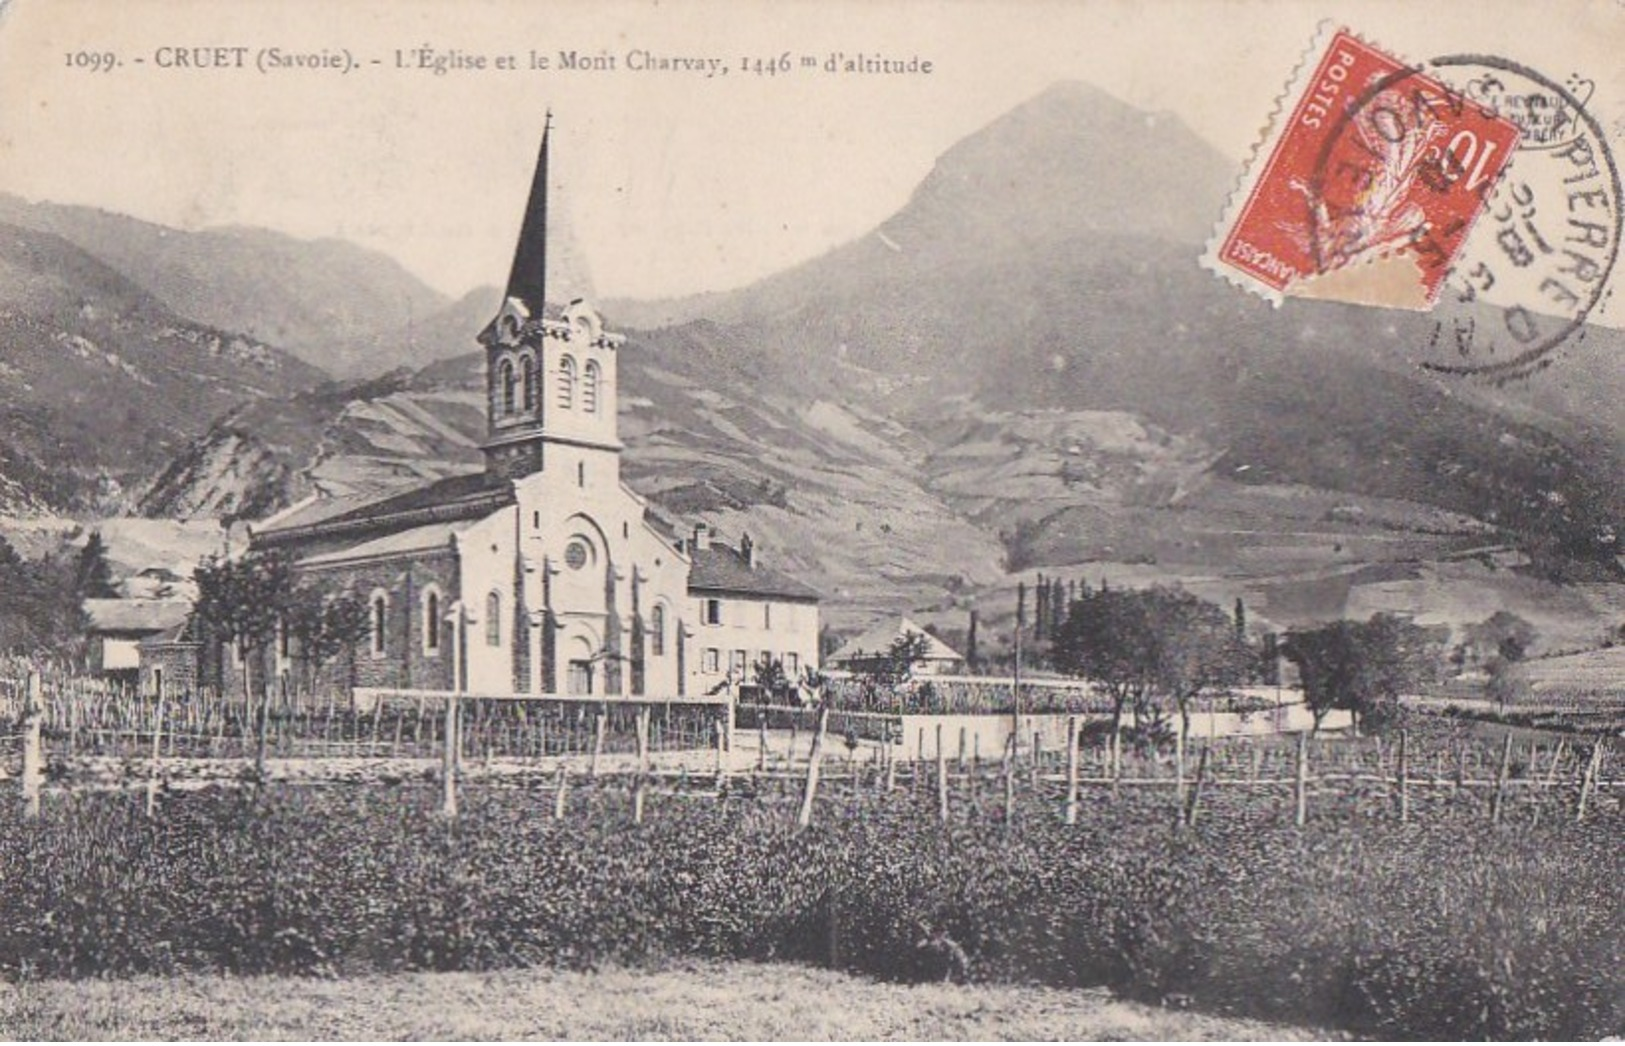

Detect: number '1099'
[65,52,118,72]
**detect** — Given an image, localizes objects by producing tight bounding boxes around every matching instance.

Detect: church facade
[232,124,820,700]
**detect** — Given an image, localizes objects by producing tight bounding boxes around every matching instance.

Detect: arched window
[485,590,502,647]
[370,591,389,656]
[649,604,666,657]
[557,355,576,409]
[583,360,601,414]
[499,358,517,415]
[520,353,536,412]
[423,587,441,654]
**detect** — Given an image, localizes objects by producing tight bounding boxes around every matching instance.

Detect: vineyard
[0,662,1620,1039]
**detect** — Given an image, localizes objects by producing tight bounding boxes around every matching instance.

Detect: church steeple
[504,111,551,311]
[479,116,624,483]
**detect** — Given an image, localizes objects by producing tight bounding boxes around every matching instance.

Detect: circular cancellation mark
[1309,54,1621,381]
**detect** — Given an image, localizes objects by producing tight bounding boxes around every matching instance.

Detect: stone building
[208,121,819,699]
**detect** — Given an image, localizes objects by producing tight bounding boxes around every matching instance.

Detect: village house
[828,616,965,677]
[149,121,819,700]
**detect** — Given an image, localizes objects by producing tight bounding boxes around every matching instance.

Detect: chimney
[740,532,755,569]
[692,523,711,551]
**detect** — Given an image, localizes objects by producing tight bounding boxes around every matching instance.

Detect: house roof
[687,543,820,602]
[254,472,512,549]
[84,599,192,635]
[299,520,471,568]
[829,617,963,665]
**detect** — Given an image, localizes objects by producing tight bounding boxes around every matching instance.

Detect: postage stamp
[1203,26,1522,310]
[1203,24,1620,380]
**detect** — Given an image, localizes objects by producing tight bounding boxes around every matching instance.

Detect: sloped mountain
[0,194,451,376]
[0,222,325,515]
[138,81,1622,640]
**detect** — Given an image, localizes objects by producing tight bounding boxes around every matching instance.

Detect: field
[0,767,1619,1040]
[0,960,1335,1040]
[1,661,1620,1040]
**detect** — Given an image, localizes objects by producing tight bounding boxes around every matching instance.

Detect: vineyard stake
[1002,732,1016,827]
[1030,730,1042,790]
[441,691,460,819]
[1184,743,1209,827]
[554,765,569,820]
[20,670,43,820]
[758,718,768,773]
[146,686,166,819]
[958,726,968,772]
[795,706,829,829]
[1174,717,1186,812]
[1576,741,1602,823]
[1545,739,1565,788]
[1295,731,1309,828]
[1491,731,1513,824]
[1397,729,1409,823]
[632,708,650,825]
[714,717,726,780]
[884,722,897,792]
[936,724,949,825]
[1064,715,1079,826]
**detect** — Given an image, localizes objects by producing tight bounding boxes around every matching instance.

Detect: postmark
[1203,26,1621,380]
[1204,27,1520,307]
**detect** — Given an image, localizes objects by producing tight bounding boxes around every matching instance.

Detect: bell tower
[479,114,623,482]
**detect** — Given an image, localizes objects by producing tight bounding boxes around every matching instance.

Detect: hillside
[0,194,452,376]
[0,222,325,515]
[44,80,1625,642]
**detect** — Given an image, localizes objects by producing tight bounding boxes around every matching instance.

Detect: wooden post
[1002,733,1016,826]
[714,717,727,779]
[1174,717,1187,811]
[758,718,768,773]
[441,691,459,818]
[590,710,606,778]
[1064,716,1079,826]
[1294,730,1309,828]
[1184,744,1209,827]
[1576,741,1603,823]
[21,670,44,820]
[1456,743,1467,790]
[1030,730,1042,790]
[795,707,829,829]
[553,765,569,820]
[633,707,650,825]
[884,722,897,792]
[1491,731,1513,824]
[1397,729,1410,824]
[146,688,166,818]
[936,724,949,825]
[958,726,968,772]
[1545,739,1565,788]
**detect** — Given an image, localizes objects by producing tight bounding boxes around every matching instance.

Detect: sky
[1,0,1622,307]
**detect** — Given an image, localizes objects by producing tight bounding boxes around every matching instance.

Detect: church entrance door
[567,660,594,695]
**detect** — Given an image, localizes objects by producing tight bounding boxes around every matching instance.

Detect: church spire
[504,111,551,310]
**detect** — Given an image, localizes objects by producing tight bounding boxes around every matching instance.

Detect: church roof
[299,520,470,568]
[254,472,512,549]
[829,617,964,666]
[687,543,820,602]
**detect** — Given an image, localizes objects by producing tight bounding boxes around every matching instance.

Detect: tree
[753,654,790,699]
[284,585,370,696]
[1052,585,1158,749]
[1150,588,1254,748]
[1035,572,1048,641]
[1462,611,1538,667]
[0,537,86,658]
[1283,613,1432,732]
[966,609,979,671]
[73,531,119,600]
[192,550,296,707]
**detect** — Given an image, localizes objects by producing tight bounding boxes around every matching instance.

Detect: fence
[2,664,1617,829]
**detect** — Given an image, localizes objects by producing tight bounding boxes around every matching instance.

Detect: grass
[0,959,1337,1040]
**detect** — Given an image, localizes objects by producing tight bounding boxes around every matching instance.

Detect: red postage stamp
[1203,27,1523,309]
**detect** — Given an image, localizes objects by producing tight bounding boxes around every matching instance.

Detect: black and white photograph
[0,0,1620,1039]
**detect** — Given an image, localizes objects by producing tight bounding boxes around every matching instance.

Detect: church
[234,122,820,699]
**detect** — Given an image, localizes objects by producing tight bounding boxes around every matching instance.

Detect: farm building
[84,598,192,680]
[167,120,819,700]
[829,616,965,677]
